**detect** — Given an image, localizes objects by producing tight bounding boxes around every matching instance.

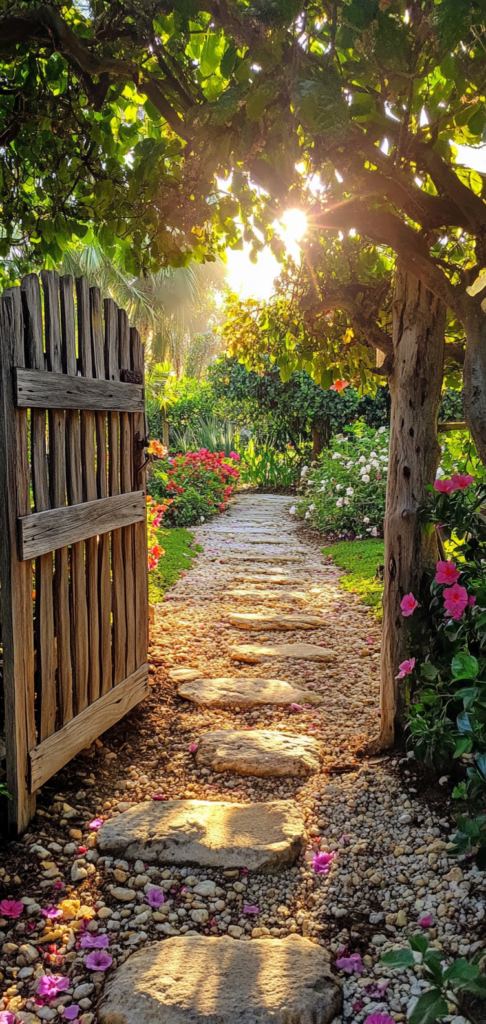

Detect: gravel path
[0,494,484,1024]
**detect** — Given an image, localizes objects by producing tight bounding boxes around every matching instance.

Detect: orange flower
[330,379,349,393]
[148,440,168,459]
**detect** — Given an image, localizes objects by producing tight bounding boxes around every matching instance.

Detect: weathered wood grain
[91,286,112,695]
[131,327,149,670]
[119,308,136,676]
[15,367,144,412]
[105,298,126,686]
[0,289,37,831]
[29,663,149,792]
[19,491,146,560]
[21,273,56,744]
[42,270,73,726]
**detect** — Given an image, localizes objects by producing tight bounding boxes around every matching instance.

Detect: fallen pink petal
[42,906,63,920]
[151,793,166,800]
[0,1012,16,1024]
[63,1006,80,1020]
[146,887,166,908]
[189,743,198,752]
[85,950,113,971]
[88,818,104,831]
[335,953,363,974]
[312,851,336,875]
[0,899,24,918]
[243,904,259,914]
[80,933,110,948]
[364,1015,396,1024]
[419,913,433,927]
[37,975,70,997]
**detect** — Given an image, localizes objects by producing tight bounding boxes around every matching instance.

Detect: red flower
[330,379,349,393]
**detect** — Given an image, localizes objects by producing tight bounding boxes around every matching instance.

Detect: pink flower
[229,451,240,460]
[365,1016,396,1024]
[290,703,303,711]
[443,582,468,614]
[85,950,113,971]
[63,1007,80,1021]
[42,906,63,920]
[80,933,110,949]
[396,657,415,679]
[451,473,474,491]
[400,593,419,617]
[335,953,363,974]
[151,793,166,800]
[189,743,198,753]
[243,904,259,914]
[146,887,165,908]
[0,1013,15,1024]
[89,818,104,831]
[38,975,70,997]
[468,595,476,607]
[352,1000,363,1013]
[434,478,454,493]
[312,851,335,875]
[53,880,64,891]
[418,913,434,927]
[435,560,460,585]
[0,899,24,918]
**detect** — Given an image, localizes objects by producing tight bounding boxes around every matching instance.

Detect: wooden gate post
[0,290,37,831]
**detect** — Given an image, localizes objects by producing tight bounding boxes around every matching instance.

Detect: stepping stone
[168,668,204,682]
[178,675,324,707]
[230,642,337,663]
[227,612,325,630]
[226,554,303,563]
[195,729,322,777]
[232,574,305,585]
[97,799,304,870]
[227,588,309,603]
[98,934,342,1024]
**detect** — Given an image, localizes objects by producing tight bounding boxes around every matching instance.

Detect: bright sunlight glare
[225,209,307,301]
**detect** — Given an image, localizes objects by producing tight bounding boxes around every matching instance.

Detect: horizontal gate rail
[15,367,144,411]
[18,491,146,559]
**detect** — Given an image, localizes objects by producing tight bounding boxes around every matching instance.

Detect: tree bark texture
[380,271,446,748]
[463,303,486,467]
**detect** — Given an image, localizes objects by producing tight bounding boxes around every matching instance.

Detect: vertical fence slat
[21,274,56,743]
[131,327,148,669]
[119,309,136,677]
[61,275,89,716]
[0,289,37,829]
[41,270,73,725]
[90,287,112,694]
[77,277,100,704]
[105,298,127,685]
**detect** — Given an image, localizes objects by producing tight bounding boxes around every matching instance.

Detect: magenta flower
[396,657,415,679]
[468,595,477,607]
[434,478,454,493]
[151,793,166,801]
[146,887,165,908]
[400,593,419,617]
[290,703,303,711]
[85,950,113,971]
[243,904,259,914]
[63,1007,80,1020]
[89,818,104,831]
[42,906,63,920]
[53,880,64,891]
[435,560,460,585]
[335,952,363,974]
[365,1016,395,1024]
[38,975,70,998]
[443,582,468,619]
[352,1000,363,1013]
[0,899,24,918]
[80,933,110,949]
[0,1013,15,1024]
[451,473,474,491]
[189,743,198,753]
[312,851,335,875]
[418,912,433,927]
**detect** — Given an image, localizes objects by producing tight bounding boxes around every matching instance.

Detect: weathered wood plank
[19,491,146,560]
[77,277,100,705]
[15,367,144,412]
[131,327,149,670]
[119,309,136,677]
[29,664,149,792]
[42,270,73,726]
[0,290,37,830]
[105,298,126,686]
[91,287,112,695]
[21,274,56,744]
[61,275,89,718]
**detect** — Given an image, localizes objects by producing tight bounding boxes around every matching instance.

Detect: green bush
[325,538,384,617]
[148,528,202,602]
[148,449,240,527]
[239,439,304,489]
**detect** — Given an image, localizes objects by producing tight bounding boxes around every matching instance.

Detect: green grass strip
[324,538,385,619]
[148,527,203,603]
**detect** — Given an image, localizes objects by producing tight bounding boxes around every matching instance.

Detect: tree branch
[409,138,486,231]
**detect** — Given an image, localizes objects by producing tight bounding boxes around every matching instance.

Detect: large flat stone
[226,554,303,563]
[227,588,309,603]
[195,729,322,777]
[227,612,324,630]
[178,676,324,707]
[231,574,305,585]
[97,799,304,870]
[98,935,342,1024]
[230,642,337,663]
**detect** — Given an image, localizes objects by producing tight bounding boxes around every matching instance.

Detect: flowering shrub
[402,474,486,866]
[149,447,240,527]
[293,424,388,537]
[146,495,171,571]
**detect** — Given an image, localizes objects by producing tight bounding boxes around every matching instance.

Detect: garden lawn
[148,528,203,602]
[325,538,384,618]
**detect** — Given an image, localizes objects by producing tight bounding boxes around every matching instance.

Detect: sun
[225,209,307,301]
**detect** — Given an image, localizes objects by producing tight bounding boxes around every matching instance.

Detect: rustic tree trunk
[312,423,324,460]
[379,271,446,748]
[462,302,486,466]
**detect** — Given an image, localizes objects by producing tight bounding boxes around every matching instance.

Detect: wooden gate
[0,271,149,832]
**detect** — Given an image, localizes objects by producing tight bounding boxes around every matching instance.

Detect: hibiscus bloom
[435,560,460,585]
[433,478,454,493]
[450,473,474,491]
[396,657,415,679]
[330,379,349,392]
[400,593,419,617]
[443,582,468,617]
